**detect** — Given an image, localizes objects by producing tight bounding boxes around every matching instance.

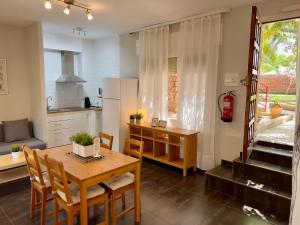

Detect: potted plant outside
[134,113,143,125]
[11,144,21,159]
[130,114,135,124]
[70,132,95,157]
[270,97,283,119]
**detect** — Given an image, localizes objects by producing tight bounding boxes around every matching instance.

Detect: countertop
[47,106,102,114]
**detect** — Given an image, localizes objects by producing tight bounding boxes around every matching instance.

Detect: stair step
[249,144,293,158]
[206,165,291,200]
[234,158,292,176]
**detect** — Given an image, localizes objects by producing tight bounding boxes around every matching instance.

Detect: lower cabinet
[47,110,101,148]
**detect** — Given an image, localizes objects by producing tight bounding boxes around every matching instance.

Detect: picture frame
[151,118,159,127]
[0,59,8,95]
[158,120,167,128]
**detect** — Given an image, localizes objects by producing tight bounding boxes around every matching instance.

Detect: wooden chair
[23,145,52,225]
[99,132,114,150]
[102,139,143,225]
[44,155,109,225]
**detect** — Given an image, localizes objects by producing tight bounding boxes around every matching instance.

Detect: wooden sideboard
[128,123,199,176]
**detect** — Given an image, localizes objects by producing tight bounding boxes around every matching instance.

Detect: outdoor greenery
[269,94,297,106]
[70,132,95,146]
[260,19,299,75]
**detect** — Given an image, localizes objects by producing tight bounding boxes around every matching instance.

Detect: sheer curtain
[177,15,221,170]
[291,19,300,225]
[138,26,169,121]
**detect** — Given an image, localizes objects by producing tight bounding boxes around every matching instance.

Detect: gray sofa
[0,119,46,155]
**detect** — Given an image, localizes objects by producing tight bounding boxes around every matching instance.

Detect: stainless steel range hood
[56,51,86,83]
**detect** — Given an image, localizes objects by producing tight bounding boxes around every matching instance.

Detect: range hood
[56,51,86,83]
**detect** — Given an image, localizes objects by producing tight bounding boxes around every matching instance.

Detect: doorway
[255,18,299,147]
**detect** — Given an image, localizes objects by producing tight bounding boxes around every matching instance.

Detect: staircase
[205,143,292,222]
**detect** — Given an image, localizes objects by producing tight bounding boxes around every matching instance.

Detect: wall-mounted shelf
[128,123,199,176]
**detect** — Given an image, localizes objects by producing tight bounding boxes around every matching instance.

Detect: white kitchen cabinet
[47,110,102,148]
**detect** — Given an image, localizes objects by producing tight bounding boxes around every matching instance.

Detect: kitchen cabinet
[47,110,102,148]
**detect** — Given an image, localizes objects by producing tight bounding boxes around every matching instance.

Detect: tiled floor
[0,161,288,225]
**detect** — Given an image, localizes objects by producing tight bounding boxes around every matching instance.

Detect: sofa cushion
[0,138,47,155]
[2,119,31,142]
[0,124,3,142]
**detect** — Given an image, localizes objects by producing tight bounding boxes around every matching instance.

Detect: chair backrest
[23,145,46,187]
[44,155,73,206]
[123,139,144,160]
[99,132,114,150]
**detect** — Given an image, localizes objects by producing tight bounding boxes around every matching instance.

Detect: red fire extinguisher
[218,91,235,122]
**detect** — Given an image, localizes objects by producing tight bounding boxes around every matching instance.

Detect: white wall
[26,23,47,140]
[43,32,82,52]
[0,24,31,121]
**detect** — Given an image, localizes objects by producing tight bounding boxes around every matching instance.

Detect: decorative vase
[12,151,20,159]
[270,105,282,119]
[130,119,135,124]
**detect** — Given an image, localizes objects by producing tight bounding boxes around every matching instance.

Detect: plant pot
[270,105,282,119]
[11,151,20,159]
[135,119,141,125]
[78,144,94,158]
[130,119,135,124]
[72,142,79,154]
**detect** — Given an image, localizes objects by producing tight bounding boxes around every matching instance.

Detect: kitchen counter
[47,106,102,114]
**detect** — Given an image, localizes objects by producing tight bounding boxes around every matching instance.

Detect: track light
[44,0,52,10]
[86,10,93,20]
[64,5,70,15]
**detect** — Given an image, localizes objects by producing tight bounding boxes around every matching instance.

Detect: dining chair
[102,138,143,225]
[23,145,52,225]
[44,155,109,225]
[99,132,114,150]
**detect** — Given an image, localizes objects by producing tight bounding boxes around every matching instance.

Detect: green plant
[130,114,135,120]
[270,96,281,106]
[11,144,21,153]
[134,113,143,120]
[70,132,95,146]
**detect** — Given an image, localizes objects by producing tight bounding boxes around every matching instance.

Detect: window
[168,57,179,117]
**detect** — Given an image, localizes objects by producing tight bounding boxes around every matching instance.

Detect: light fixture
[44,0,52,10]
[86,10,93,20]
[43,0,94,20]
[64,4,70,15]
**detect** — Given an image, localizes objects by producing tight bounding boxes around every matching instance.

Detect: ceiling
[0,0,263,39]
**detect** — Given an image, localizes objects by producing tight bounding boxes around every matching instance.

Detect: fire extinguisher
[218,90,235,122]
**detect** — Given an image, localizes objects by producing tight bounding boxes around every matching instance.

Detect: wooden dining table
[37,144,141,225]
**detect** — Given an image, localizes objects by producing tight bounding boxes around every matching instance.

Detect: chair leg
[53,199,58,225]
[30,185,36,219]
[111,193,117,225]
[67,212,74,225]
[104,195,109,225]
[40,191,47,225]
[121,193,126,209]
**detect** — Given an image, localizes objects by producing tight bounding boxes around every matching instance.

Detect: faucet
[46,96,52,111]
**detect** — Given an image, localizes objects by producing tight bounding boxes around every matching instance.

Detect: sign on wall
[0,59,8,95]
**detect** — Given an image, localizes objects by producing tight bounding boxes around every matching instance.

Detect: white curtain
[138,26,169,121]
[177,15,221,170]
[290,19,300,225]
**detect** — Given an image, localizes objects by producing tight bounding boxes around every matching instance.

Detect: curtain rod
[129,8,231,34]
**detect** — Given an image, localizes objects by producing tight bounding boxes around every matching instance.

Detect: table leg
[134,162,141,222]
[80,184,88,225]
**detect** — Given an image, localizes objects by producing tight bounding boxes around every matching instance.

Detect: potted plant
[129,114,135,124]
[134,113,143,125]
[269,97,282,119]
[11,144,21,159]
[70,132,95,157]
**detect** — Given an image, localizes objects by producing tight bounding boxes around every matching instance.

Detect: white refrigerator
[101,78,138,152]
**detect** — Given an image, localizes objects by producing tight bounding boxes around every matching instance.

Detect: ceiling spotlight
[44,0,52,10]
[86,10,93,20]
[64,5,70,15]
